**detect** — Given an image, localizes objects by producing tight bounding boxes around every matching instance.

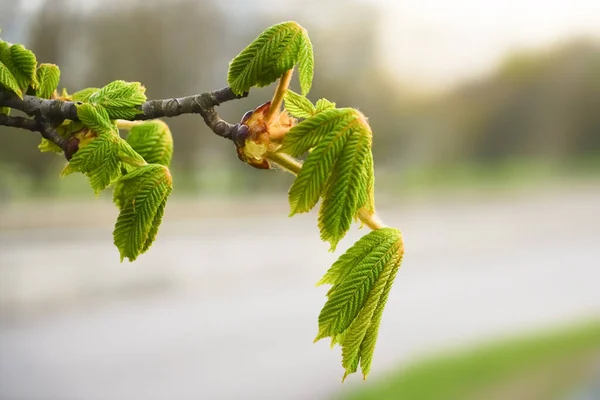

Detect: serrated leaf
[315,98,336,113]
[284,89,315,119]
[315,228,403,379]
[125,120,173,166]
[35,63,60,99]
[340,248,400,380]
[0,61,21,98]
[357,253,400,378]
[72,87,99,102]
[113,164,172,261]
[281,108,354,157]
[297,30,314,95]
[118,137,148,168]
[88,80,146,119]
[287,109,358,215]
[227,21,314,95]
[8,44,37,90]
[315,228,400,341]
[319,125,372,250]
[77,103,114,134]
[62,131,122,194]
[284,108,374,249]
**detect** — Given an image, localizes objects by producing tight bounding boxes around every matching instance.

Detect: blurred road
[1,186,599,400]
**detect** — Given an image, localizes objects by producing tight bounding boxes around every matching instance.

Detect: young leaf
[72,87,99,102]
[88,80,146,119]
[77,103,114,134]
[280,108,354,157]
[227,21,314,95]
[297,31,314,95]
[318,123,372,250]
[125,120,173,166]
[315,228,403,380]
[61,131,122,194]
[113,164,172,261]
[9,44,37,90]
[315,228,400,340]
[287,109,358,215]
[285,108,375,249]
[315,98,336,113]
[35,63,60,99]
[284,89,315,119]
[0,61,21,98]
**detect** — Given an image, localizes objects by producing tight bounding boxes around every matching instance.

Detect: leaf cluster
[228,21,314,96]
[316,228,403,380]
[281,105,375,251]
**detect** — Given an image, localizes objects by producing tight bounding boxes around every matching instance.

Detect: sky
[370,0,600,89]
[9,0,600,90]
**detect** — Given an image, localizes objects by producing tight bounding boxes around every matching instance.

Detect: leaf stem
[116,120,144,130]
[266,151,387,231]
[265,69,293,125]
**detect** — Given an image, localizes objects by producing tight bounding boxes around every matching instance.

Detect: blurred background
[1,0,599,399]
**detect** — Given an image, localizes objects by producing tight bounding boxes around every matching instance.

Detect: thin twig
[0,87,248,141]
[0,113,67,150]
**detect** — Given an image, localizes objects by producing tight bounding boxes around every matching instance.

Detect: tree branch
[0,87,248,141]
[0,113,67,151]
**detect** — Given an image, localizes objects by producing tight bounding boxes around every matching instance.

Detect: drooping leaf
[113,164,172,261]
[227,21,314,95]
[357,253,400,378]
[0,61,21,98]
[284,89,315,119]
[117,137,148,169]
[318,122,372,250]
[87,80,146,119]
[284,108,375,249]
[61,131,122,194]
[315,228,403,380]
[287,109,358,215]
[125,120,173,166]
[315,228,400,340]
[35,63,60,99]
[76,103,113,134]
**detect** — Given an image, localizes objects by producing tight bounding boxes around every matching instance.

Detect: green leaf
[318,124,372,250]
[113,164,172,261]
[62,131,122,194]
[357,256,400,378]
[5,44,37,90]
[35,63,60,99]
[0,61,21,98]
[287,109,358,215]
[315,228,400,339]
[297,30,314,95]
[72,87,99,102]
[315,98,336,113]
[88,80,146,119]
[76,103,114,134]
[315,228,403,380]
[38,138,63,153]
[227,21,314,95]
[125,120,173,166]
[281,108,354,157]
[284,108,374,249]
[283,89,315,119]
[117,137,148,169]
